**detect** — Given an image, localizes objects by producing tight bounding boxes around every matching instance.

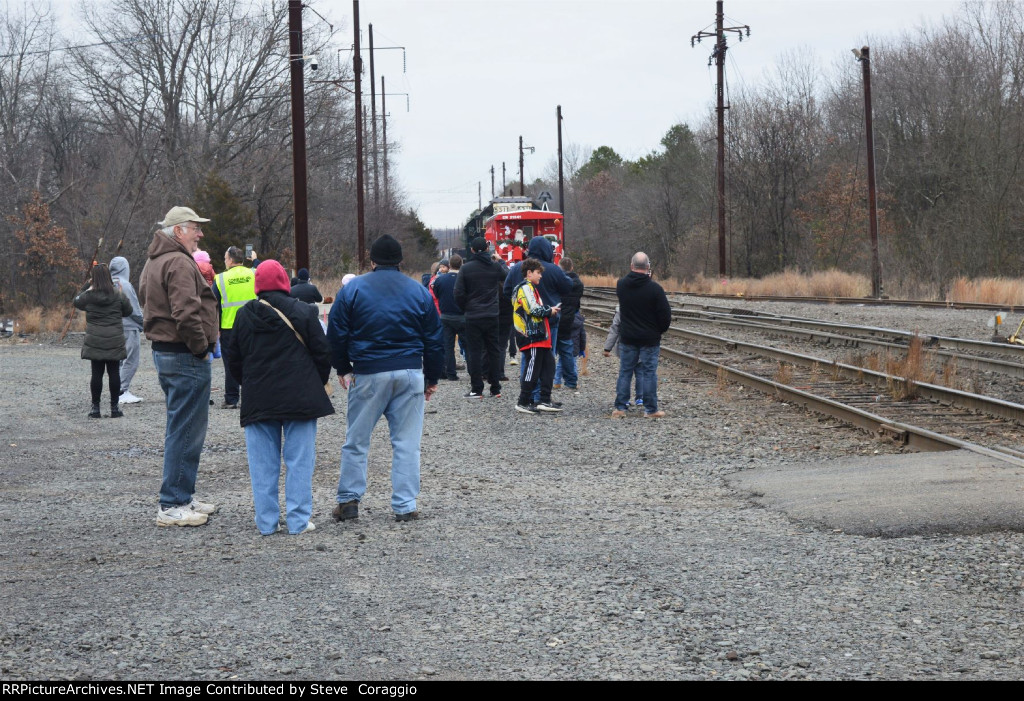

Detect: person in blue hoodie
[109,256,145,404]
[327,234,444,523]
[503,235,572,399]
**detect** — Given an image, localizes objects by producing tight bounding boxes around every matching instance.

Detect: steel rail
[668,309,1024,379]
[585,319,1024,467]
[674,302,1024,360]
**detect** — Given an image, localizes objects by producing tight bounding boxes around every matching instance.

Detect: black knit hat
[370,234,403,265]
[471,236,488,252]
[297,267,310,281]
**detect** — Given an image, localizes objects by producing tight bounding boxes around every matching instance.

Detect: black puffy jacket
[454,252,507,320]
[227,290,335,427]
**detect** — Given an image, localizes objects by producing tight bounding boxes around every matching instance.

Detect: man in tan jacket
[139,206,219,527]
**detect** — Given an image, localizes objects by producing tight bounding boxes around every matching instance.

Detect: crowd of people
[74,204,671,535]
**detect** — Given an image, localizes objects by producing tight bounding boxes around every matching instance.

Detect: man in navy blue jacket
[327,234,444,522]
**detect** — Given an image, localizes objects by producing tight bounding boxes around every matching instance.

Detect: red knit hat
[254,260,290,294]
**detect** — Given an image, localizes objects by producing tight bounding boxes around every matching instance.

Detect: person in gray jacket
[109,256,145,404]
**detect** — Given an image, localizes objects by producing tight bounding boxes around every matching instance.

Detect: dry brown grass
[14,306,85,335]
[716,364,730,393]
[885,334,935,401]
[947,276,1024,306]
[683,269,871,298]
[581,273,687,292]
[774,362,793,385]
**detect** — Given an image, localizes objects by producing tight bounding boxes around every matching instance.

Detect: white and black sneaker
[535,402,563,412]
[463,391,484,399]
[515,403,539,414]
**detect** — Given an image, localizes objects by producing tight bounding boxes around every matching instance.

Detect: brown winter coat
[138,231,218,355]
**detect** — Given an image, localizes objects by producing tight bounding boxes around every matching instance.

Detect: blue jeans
[337,369,424,515]
[153,351,211,508]
[245,419,317,535]
[553,331,577,388]
[615,343,660,413]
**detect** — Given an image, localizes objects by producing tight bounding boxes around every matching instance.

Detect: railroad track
[583,304,1024,467]
[584,296,1024,383]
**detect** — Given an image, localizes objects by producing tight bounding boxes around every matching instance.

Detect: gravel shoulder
[2,311,1022,680]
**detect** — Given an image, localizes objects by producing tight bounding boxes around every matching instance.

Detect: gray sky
[58,0,967,230]
[327,0,965,230]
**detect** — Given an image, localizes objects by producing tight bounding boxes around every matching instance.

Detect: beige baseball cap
[159,206,211,228]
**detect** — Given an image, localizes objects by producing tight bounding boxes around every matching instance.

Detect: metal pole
[353,0,365,270]
[288,0,309,272]
[860,46,882,298]
[478,181,482,210]
[369,23,379,208]
[715,0,727,277]
[490,166,495,199]
[502,162,506,193]
[519,136,525,197]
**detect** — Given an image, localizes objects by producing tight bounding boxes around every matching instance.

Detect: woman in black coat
[227,260,334,535]
[73,264,132,418]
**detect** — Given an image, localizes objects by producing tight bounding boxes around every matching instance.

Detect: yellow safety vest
[216,265,256,329]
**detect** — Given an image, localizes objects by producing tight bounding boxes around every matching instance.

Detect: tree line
[534,1,1022,293]
[0,0,436,310]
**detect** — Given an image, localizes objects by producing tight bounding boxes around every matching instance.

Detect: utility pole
[490,166,495,199]
[518,136,534,197]
[502,162,506,193]
[692,0,749,277]
[353,0,365,269]
[854,46,882,298]
[369,23,379,208]
[557,105,565,246]
[519,136,525,196]
[381,75,388,207]
[478,181,482,210]
[287,0,310,271]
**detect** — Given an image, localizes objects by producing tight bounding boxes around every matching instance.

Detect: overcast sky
[56,0,966,231]
[319,0,965,231]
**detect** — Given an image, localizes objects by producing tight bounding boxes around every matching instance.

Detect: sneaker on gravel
[515,403,539,415]
[553,383,562,390]
[635,398,644,406]
[189,498,218,515]
[489,391,501,398]
[118,391,143,404]
[463,391,484,399]
[88,403,101,419]
[535,402,563,412]
[333,500,359,521]
[610,409,627,418]
[395,511,419,522]
[293,521,316,534]
[644,410,666,418]
[221,401,239,410]
[156,505,208,527]
[509,358,519,366]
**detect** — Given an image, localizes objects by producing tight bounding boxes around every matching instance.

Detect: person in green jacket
[73,263,133,418]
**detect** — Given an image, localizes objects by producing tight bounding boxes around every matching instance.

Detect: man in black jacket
[553,257,584,390]
[454,237,507,398]
[290,268,324,304]
[612,252,671,419]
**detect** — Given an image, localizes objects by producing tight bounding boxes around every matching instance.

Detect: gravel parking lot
[2,302,1022,680]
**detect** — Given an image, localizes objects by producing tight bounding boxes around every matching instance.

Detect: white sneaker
[156,505,208,527]
[189,498,218,515]
[119,391,143,404]
[293,521,316,535]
